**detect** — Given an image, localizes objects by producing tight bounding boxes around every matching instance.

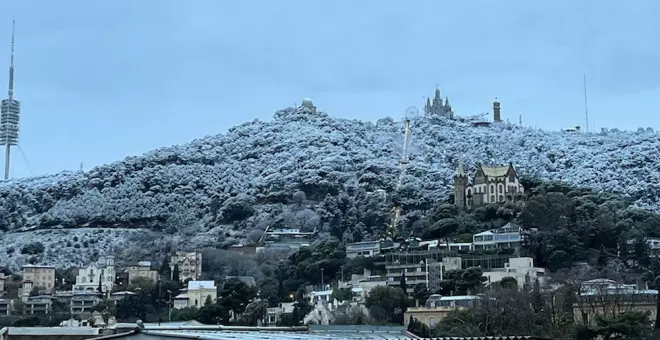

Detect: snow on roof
[187,280,216,290]
[479,164,510,177]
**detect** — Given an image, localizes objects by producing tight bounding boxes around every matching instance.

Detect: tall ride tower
[0,19,20,180]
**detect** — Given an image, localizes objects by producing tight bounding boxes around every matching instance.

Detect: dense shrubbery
[2,108,660,267]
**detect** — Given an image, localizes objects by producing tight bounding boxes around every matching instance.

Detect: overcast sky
[0,0,659,177]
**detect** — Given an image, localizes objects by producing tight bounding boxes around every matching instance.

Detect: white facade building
[483,257,546,289]
[74,256,116,294]
[473,223,536,250]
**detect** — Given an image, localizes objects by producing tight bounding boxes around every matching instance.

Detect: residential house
[265,302,296,326]
[0,299,12,315]
[173,281,217,309]
[482,257,546,289]
[19,280,52,315]
[70,292,102,316]
[126,261,159,284]
[472,223,536,251]
[0,272,6,295]
[170,252,202,282]
[21,264,56,292]
[74,256,116,294]
[573,278,658,325]
[405,295,482,329]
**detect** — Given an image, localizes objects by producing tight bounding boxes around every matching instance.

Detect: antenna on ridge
[583,74,589,133]
[8,18,14,100]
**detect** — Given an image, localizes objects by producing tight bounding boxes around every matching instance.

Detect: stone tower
[453,160,468,208]
[493,98,501,122]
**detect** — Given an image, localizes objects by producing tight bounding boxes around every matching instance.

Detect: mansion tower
[453,161,526,208]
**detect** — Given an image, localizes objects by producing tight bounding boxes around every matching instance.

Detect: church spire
[455,159,466,177]
[8,18,15,100]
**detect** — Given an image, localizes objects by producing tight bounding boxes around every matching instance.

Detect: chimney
[493,98,501,122]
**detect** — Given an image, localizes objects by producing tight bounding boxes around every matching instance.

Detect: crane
[386,107,416,238]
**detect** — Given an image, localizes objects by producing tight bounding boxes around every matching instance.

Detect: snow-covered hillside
[1,106,659,270]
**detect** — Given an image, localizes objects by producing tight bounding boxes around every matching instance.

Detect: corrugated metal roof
[8,327,100,335]
[143,330,412,340]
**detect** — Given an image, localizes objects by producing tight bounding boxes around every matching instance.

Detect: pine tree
[400,271,407,294]
[172,264,180,282]
[160,255,172,280]
[98,274,103,294]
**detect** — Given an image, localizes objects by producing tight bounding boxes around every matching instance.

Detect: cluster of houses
[0,251,212,325]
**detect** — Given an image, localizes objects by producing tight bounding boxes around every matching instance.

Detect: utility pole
[167,289,172,322]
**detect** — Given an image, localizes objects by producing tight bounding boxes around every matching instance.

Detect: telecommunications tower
[0,19,20,180]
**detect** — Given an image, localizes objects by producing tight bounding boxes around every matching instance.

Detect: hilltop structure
[299,97,317,114]
[453,161,526,209]
[424,87,453,118]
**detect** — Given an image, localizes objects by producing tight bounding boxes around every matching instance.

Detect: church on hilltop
[424,87,454,118]
[453,161,526,209]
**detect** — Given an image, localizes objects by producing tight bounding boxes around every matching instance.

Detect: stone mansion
[453,161,526,208]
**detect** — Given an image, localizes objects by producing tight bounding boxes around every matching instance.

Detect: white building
[173,280,217,309]
[473,223,536,250]
[482,257,546,289]
[74,256,116,294]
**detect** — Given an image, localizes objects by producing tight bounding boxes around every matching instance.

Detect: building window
[429,317,436,328]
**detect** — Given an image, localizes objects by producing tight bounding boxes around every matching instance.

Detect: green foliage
[575,311,651,340]
[331,288,354,302]
[114,278,183,322]
[365,285,408,324]
[407,316,431,338]
[21,242,45,255]
[219,278,257,316]
[437,267,487,296]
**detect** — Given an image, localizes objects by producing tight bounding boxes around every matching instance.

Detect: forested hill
[0,106,659,268]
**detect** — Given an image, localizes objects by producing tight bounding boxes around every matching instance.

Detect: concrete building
[345,240,395,258]
[574,278,658,325]
[21,264,56,292]
[0,299,11,315]
[126,261,159,284]
[385,257,462,295]
[265,302,296,326]
[74,256,116,294]
[169,252,202,282]
[70,292,102,316]
[405,295,481,329]
[0,272,6,295]
[173,281,217,309]
[482,257,546,289]
[472,223,536,251]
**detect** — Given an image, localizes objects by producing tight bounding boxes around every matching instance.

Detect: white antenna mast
[583,74,589,133]
[1,19,20,180]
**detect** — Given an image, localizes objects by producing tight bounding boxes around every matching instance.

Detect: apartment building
[482,257,546,288]
[74,256,116,294]
[126,261,159,284]
[21,264,56,292]
[385,257,461,295]
[472,222,536,250]
[170,251,202,282]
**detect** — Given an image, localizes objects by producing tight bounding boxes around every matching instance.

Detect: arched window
[466,188,472,197]
[489,184,495,194]
[429,317,436,328]
[497,183,504,194]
